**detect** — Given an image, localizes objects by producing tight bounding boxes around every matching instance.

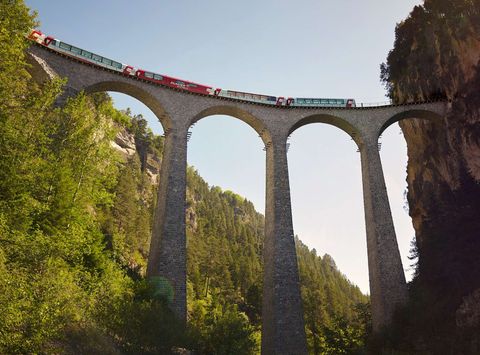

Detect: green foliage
[189,287,259,355]
[0,0,37,110]
[106,154,152,274]
[128,114,164,171]
[185,167,264,353]
[99,280,188,355]
[297,239,370,354]
[0,4,172,350]
[186,167,264,308]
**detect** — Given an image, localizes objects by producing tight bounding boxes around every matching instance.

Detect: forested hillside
[380,0,480,353]
[0,1,369,354]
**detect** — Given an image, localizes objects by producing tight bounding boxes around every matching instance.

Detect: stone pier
[359,137,408,330]
[147,125,189,322]
[263,135,308,354]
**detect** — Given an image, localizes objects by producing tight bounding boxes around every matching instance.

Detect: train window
[176,80,185,85]
[92,54,102,62]
[102,58,112,66]
[59,42,71,51]
[188,83,197,88]
[81,50,92,59]
[112,61,122,69]
[70,46,81,54]
[145,72,154,78]
[153,74,163,81]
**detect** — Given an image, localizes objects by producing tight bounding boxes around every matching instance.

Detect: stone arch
[191,105,272,145]
[85,81,172,132]
[288,113,364,148]
[378,109,444,138]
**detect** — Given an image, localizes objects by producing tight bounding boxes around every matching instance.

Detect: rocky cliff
[381,1,480,352]
[111,122,162,185]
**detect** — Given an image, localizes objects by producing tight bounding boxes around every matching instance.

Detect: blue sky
[26,0,423,293]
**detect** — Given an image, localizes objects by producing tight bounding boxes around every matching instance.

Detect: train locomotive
[28,30,356,108]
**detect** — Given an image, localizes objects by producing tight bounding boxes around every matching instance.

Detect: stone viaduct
[27,43,449,355]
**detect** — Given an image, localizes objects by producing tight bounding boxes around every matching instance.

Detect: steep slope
[380,1,480,352]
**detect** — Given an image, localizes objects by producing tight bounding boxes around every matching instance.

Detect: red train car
[135,70,214,95]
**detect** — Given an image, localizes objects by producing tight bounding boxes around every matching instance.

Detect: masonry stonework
[27,43,449,354]
[359,139,408,331]
[147,126,189,322]
[263,136,308,354]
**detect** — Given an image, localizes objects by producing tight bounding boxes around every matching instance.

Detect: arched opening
[378,109,444,137]
[379,111,444,282]
[108,92,164,136]
[288,113,363,147]
[379,123,416,281]
[287,117,369,352]
[185,112,267,350]
[85,81,172,132]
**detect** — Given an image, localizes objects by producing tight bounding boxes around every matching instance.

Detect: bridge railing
[357,100,393,107]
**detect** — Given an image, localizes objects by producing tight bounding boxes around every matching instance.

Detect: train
[27,30,356,108]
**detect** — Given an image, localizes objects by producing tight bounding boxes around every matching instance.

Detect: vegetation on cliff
[0,1,369,353]
[380,0,480,103]
[380,0,480,353]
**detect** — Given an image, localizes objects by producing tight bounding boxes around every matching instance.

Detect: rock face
[399,83,480,348]
[379,2,480,351]
[145,154,161,185]
[400,65,480,275]
[111,125,161,184]
[111,127,136,158]
[396,62,480,350]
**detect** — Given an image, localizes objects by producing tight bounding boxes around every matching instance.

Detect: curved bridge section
[27,43,449,355]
